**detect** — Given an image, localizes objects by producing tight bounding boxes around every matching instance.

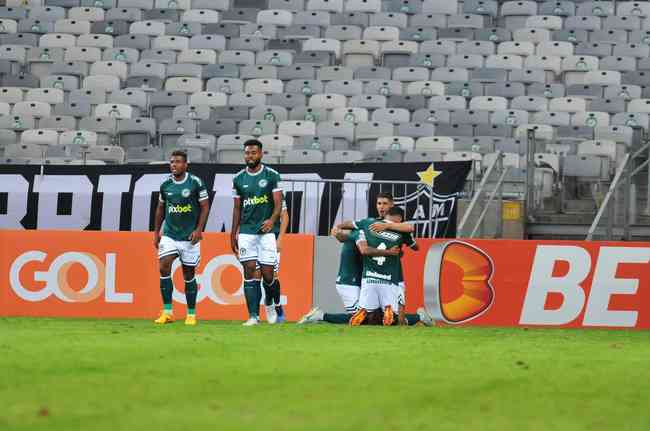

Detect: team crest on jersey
[258,179,268,188]
[181,188,190,197]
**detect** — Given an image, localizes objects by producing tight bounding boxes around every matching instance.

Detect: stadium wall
[2,231,649,329]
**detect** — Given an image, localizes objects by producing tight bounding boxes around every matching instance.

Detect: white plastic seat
[95,103,133,119]
[278,120,316,137]
[415,136,455,151]
[375,136,415,151]
[485,54,523,70]
[406,81,445,97]
[258,10,293,26]
[182,9,220,24]
[21,129,59,146]
[13,101,50,118]
[188,91,227,107]
[549,97,587,113]
[469,96,508,111]
[515,124,554,141]
[25,88,64,105]
[303,38,342,60]
[578,139,617,162]
[309,93,347,109]
[572,111,610,128]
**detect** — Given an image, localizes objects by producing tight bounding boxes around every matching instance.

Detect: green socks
[405,314,421,325]
[262,279,274,306]
[185,278,198,316]
[160,276,173,313]
[244,279,261,318]
[323,313,351,324]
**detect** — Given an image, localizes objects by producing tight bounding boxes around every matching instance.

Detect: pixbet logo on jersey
[168,204,193,214]
[242,195,269,207]
[9,251,132,303]
[423,240,495,324]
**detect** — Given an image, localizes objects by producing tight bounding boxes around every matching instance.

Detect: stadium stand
[0,0,649,238]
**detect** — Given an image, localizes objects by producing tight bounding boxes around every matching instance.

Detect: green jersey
[397,232,417,283]
[232,164,282,235]
[159,172,208,241]
[336,229,362,287]
[354,218,407,284]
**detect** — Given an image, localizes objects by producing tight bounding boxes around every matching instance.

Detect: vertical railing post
[526,129,536,222]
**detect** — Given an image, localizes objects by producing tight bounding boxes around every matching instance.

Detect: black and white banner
[0,162,471,237]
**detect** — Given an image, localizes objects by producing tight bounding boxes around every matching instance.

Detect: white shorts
[397,282,405,307]
[336,283,360,314]
[256,253,280,273]
[359,278,399,312]
[158,235,200,267]
[239,233,278,266]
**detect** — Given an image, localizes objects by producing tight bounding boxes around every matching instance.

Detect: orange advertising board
[0,231,314,321]
[401,239,650,329]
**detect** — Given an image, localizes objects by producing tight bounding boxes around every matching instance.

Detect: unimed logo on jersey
[423,241,495,324]
[9,251,132,303]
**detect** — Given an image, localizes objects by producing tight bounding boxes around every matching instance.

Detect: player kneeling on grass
[230,139,283,326]
[351,207,416,326]
[153,150,209,326]
[299,210,432,326]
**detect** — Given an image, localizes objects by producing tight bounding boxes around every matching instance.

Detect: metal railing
[587,136,650,241]
[280,178,451,237]
[457,150,508,238]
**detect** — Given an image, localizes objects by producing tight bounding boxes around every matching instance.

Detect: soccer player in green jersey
[230,139,283,326]
[351,206,411,326]
[298,193,432,325]
[153,150,209,325]
[253,196,289,322]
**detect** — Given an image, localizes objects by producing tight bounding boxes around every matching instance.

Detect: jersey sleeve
[404,232,417,248]
[158,182,166,203]
[348,229,359,243]
[355,228,366,244]
[232,177,241,199]
[270,170,282,193]
[195,176,209,202]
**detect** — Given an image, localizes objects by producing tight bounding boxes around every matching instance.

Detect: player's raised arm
[230,184,241,255]
[369,221,415,233]
[355,230,400,257]
[335,220,356,231]
[331,226,351,243]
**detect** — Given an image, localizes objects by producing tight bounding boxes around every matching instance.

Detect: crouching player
[351,207,411,326]
[299,208,432,325]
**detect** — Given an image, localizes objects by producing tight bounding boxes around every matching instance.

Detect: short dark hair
[243,139,263,150]
[376,192,394,202]
[386,206,404,220]
[171,149,187,162]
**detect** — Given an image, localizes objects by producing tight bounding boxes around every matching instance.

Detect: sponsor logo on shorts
[168,204,193,214]
[366,270,392,281]
[242,195,269,207]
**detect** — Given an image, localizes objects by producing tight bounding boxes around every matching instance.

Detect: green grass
[1,318,650,431]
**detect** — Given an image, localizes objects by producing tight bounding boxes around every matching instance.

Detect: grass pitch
[1,318,650,431]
